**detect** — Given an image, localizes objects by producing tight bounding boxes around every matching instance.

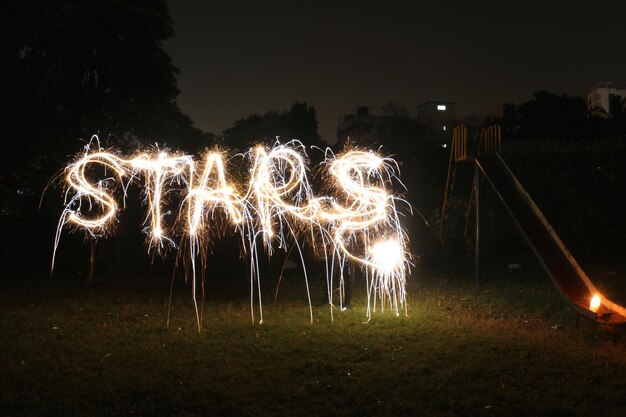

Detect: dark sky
[165,0,626,142]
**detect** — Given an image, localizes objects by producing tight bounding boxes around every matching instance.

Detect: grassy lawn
[1,270,626,417]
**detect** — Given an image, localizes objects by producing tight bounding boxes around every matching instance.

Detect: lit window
[437,104,446,111]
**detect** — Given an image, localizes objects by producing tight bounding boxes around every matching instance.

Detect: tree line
[493,90,626,141]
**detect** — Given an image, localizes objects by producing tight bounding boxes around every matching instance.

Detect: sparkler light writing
[54,136,411,325]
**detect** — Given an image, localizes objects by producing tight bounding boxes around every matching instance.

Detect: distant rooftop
[590,81,626,90]
[417,101,456,108]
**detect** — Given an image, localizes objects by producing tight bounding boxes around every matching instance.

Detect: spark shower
[53,137,411,327]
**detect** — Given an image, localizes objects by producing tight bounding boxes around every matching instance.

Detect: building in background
[416,101,456,143]
[336,106,396,147]
[336,102,459,147]
[587,82,626,116]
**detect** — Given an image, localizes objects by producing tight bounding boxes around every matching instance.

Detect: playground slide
[475,153,626,324]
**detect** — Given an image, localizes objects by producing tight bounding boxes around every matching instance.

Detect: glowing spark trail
[53,136,412,326]
[129,151,193,249]
[325,150,409,316]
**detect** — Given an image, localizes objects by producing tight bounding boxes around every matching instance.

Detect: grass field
[2,269,626,417]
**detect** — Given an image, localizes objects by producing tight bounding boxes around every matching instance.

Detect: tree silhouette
[222,102,325,151]
[1,0,209,276]
[6,0,207,162]
[516,91,588,140]
[608,94,626,137]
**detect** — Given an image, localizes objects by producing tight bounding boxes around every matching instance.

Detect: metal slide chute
[440,125,626,324]
[475,153,626,324]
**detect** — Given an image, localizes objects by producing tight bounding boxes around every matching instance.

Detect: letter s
[66,152,126,231]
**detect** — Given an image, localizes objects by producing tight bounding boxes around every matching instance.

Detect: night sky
[165,0,626,142]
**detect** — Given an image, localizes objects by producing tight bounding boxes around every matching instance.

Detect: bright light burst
[370,239,405,275]
[589,293,601,313]
[53,136,412,326]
